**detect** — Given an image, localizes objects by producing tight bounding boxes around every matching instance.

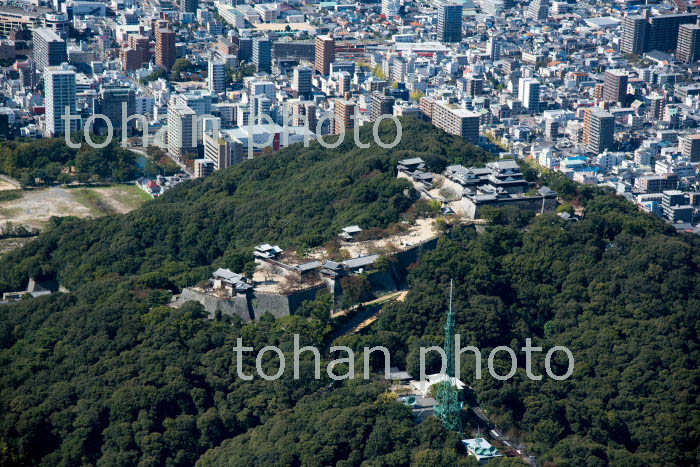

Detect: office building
[253,37,272,73]
[371,93,395,121]
[156,28,176,70]
[603,70,628,104]
[167,105,197,159]
[208,60,226,93]
[315,35,334,75]
[518,78,540,111]
[44,13,69,39]
[682,134,700,162]
[33,28,66,72]
[0,5,48,36]
[438,3,463,43]
[621,15,649,55]
[677,24,700,64]
[44,65,77,138]
[583,109,614,154]
[98,86,135,136]
[526,0,549,21]
[293,65,313,98]
[662,190,693,222]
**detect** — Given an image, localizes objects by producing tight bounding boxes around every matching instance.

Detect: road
[0,174,21,188]
[330,290,408,342]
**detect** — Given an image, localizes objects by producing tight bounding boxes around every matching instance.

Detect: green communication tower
[434,280,463,432]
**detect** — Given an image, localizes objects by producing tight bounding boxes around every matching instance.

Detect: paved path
[330,290,408,341]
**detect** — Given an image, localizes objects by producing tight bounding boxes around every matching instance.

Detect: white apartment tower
[518,78,540,112]
[381,0,400,17]
[167,105,197,159]
[208,60,226,94]
[44,65,77,138]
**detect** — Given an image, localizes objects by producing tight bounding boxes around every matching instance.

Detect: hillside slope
[0,119,493,467]
[0,118,491,293]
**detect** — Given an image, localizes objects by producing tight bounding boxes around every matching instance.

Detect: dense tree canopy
[0,119,495,466]
[1,118,697,466]
[369,192,700,465]
[0,138,141,186]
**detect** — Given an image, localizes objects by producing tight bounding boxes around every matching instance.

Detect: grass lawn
[70,188,114,216]
[0,190,22,202]
[70,184,151,215]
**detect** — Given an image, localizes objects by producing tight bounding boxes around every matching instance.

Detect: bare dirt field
[308,218,439,260]
[0,180,17,191]
[0,184,150,231]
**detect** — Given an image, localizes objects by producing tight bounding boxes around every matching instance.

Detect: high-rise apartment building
[253,37,272,73]
[603,70,628,104]
[583,109,615,154]
[156,28,176,70]
[208,60,226,93]
[466,75,484,98]
[122,48,140,71]
[315,35,334,75]
[648,13,697,52]
[426,99,480,143]
[33,28,66,72]
[487,37,501,61]
[381,0,400,17]
[518,78,540,111]
[334,98,355,134]
[677,24,700,64]
[681,134,700,162]
[293,65,313,98]
[128,34,150,65]
[621,15,649,55]
[167,105,197,159]
[371,93,395,121]
[44,65,77,138]
[438,3,463,43]
[525,0,549,21]
[180,0,197,13]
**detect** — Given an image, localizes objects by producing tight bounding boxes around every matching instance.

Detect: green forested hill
[1,117,699,466]
[0,118,491,293]
[0,118,493,467]
[353,194,700,465]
